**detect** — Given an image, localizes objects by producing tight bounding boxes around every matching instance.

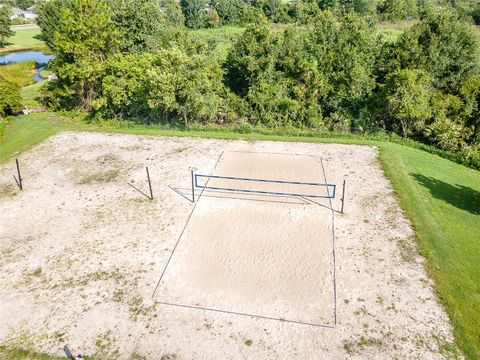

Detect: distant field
[190,21,411,58]
[0,21,418,60]
[189,26,246,60]
[0,26,47,54]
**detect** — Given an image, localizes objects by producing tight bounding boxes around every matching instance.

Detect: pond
[0,51,54,82]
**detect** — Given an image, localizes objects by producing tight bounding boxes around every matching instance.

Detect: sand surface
[156,151,335,327]
[0,132,457,359]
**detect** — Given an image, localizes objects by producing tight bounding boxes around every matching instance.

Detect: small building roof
[11,7,26,16]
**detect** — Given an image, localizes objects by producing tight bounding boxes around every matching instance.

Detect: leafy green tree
[0,76,21,117]
[378,0,418,20]
[210,0,257,25]
[225,21,278,96]
[94,48,234,124]
[0,5,14,47]
[379,69,432,136]
[256,0,289,22]
[225,23,326,126]
[180,0,208,28]
[36,0,73,50]
[45,0,121,110]
[225,12,378,126]
[318,0,379,15]
[286,0,321,24]
[92,53,154,119]
[307,10,379,120]
[110,0,179,53]
[385,7,479,93]
[15,0,35,9]
[147,48,230,124]
[155,0,185,27]
[451,0,480,24]
[460,72,480,146]
[424,92,467,152]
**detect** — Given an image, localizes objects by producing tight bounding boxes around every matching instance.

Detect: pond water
[0,51,54,82]
[0,51,54,65]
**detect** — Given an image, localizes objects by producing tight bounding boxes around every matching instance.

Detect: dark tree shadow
[410,173,480,215]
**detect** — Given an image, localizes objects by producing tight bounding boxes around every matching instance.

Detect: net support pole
[191,170,195,203]
[14,158,23,190]
[146,166,153,200]
[340,179,346,214]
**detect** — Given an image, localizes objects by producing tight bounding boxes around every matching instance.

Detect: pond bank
[0,51,54,83]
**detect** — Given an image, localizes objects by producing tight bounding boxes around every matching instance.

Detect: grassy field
[0,26,47,54]
[1,60,43,107]
[377,20,414,41]
[189,26,246,60]
[0,113,479,358]
[0,60,37,87]
[20,81,45,107]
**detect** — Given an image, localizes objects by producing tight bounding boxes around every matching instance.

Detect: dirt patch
[0,132,457,359]
[78,169,120,185]
[0,182,18,199]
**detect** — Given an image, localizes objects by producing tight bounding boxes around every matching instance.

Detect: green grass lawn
[0,60,37,88]
[0,26,47,54]
[0,114,479,359]
[1,61,46,107]
[380,144,480,359]
[20,81,45,107]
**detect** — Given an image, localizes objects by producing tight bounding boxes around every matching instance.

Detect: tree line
[1,0,479,166]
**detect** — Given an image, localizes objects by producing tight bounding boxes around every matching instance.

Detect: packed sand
[0,132,457,359]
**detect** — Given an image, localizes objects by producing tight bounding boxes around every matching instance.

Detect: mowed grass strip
[0,113,85,161]
[0,113,479,358]
[20,81,45,107]
[380,144,480,359]
[0,26,48,54]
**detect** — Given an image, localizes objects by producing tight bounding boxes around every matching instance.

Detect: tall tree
[109,0,171,54]
[307,10,379,119]
[0,76,21,117]
[460,72,480,146]
[155,0,185,27]
[0,5,14,47]
[15,0,35,9]
[385,7,479,93]
[379,69,433,136]
[378,0,418,20]
[180,0,207,28]
[46,0,121,110]
[36,0,73,50]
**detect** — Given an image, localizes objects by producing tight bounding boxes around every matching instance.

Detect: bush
[0,78,21,117]
[93,48,236,125]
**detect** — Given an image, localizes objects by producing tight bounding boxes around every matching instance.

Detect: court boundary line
[158,301,335,329]
[153,150,337,328]
[151,151,225,299]
[226,149,328,158]
[320,158,338,326]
